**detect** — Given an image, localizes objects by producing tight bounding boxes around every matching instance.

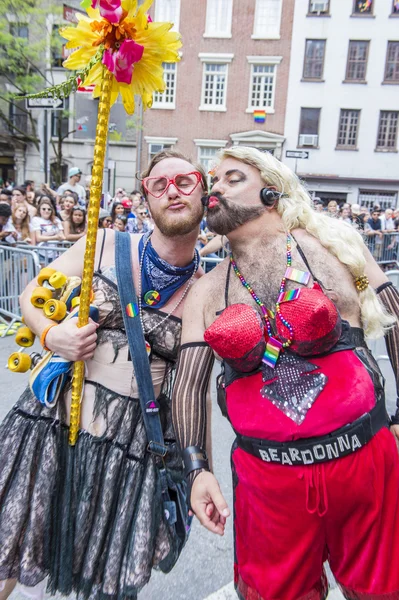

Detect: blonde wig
[217,146,395,338]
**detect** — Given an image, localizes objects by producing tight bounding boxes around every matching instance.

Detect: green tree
[0,0,74,184]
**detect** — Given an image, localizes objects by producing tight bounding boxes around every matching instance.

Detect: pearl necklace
[138,234,199,336]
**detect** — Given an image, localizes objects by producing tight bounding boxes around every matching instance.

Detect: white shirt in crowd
[56,182,86,205]
[31,216,64,237]
[3,218,34,244]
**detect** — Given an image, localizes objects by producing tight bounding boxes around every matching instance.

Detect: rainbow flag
[254,110,266,123]
[277,289,300,304]
[262,337,282,369]
[125,302,139,317]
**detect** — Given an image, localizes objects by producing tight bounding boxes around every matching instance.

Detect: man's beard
[205,193,265,235]
[152,201,204,237]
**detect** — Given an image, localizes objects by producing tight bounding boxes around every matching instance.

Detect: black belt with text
[235,401,389,466]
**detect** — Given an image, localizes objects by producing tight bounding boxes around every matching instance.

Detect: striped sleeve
[172,342,215,453]
[376,282,399,421]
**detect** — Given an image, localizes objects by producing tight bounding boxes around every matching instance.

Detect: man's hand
[391,424,399,453]
[191,471,230,536]
[45,318,99,361]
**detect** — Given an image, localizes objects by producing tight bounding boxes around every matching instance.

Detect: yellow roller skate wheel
[49,271,67,290]
[8,352,32,373]
[37,267,56,286]
[43,299,67,321]
[15,326,35,347]
[31,287,53,308]
[70,296,80,308]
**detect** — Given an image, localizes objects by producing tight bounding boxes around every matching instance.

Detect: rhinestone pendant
[262,337,283,368]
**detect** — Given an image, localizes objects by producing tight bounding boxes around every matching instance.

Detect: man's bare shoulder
[192,257,230,295]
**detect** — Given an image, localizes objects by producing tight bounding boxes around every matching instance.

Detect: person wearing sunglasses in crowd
[126,205,152,234]
[31,198,65,244]
[0,150,207,600]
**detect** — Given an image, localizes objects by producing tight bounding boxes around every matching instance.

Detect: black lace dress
[0,267,183,600]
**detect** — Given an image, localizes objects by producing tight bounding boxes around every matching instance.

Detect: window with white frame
[249,65,276,109]
[204,0,233,37]
[154,0,180,30]
[198,147,218,185]
[145,136,177,162]
[199,54,233,110]
[246,57,281,112]
[148,143,172,161]
[202,63,227,108]
[153,63,177,108]
[252,0,282,39]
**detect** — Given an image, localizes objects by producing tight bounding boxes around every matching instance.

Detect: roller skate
[8,267,99,408]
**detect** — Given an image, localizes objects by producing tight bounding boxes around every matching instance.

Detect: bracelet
[40,323,58,352]
[182,445,210,478]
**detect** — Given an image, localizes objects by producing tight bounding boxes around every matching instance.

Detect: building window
[249,64,277,109]
[345,41,369,81]
[154,0,180,30]
[393,0,399,14]
[384,42,399,82]
[153,63,177,108]
[298,108,320,147]
[303,40,326,80]
[308,0,330,14]
[148,143,171,161]
[204,0,233,37]
[352,0,373,14]
[51,97,70,138]
[51,24,64,68]
[198,146,218,186]
[201,63,228,109]
[358,190,397,210]
[252,0,282,39]
[376,111,399,150]
[9,23,29,38]
[336,109,360,148]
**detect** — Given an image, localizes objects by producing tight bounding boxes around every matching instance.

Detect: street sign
[26,97,65,110]
[285,150,310,159]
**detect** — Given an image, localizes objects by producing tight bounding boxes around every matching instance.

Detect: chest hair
[208,236,360,322]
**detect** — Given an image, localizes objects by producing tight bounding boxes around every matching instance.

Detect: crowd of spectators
[314,197,399,263]
[0,167,155,249]
[1,171,397,269]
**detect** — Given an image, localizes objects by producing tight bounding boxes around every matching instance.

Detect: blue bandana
[138,233,199,309]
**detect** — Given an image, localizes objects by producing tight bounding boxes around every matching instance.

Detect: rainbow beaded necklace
[230,233,309,368]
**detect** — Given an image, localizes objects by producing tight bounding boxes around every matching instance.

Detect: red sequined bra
[204,244,342,373]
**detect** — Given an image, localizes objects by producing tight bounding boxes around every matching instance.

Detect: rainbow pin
[125,303,139,318]
[262,337,283,368]
[284,267,310,285]
[277,289,300,304]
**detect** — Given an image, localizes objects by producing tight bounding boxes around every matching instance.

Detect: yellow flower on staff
[61,0,181,114]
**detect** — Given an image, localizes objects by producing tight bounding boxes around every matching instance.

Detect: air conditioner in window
[310,1,329,13]
[299,134,319,147]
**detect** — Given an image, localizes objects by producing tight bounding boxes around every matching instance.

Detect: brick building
[139,0,295,174]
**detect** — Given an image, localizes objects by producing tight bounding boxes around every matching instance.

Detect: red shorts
[232,428,399,600]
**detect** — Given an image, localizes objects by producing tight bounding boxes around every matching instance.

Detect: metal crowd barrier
[0,244,40,333]
[364,232,399,267]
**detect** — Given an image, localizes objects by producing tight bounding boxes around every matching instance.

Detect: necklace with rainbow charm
[230,233,310,368]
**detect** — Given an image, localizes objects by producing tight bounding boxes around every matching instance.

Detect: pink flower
[90,0,123,24]
[102,39,144,84]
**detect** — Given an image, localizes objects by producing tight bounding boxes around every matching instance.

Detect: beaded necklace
[230,233,308,368]
[138,234,199,337]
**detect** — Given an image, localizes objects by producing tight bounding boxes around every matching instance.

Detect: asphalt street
[0,334,396,600]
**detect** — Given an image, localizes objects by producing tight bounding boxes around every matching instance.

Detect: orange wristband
[40,323,58,352]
